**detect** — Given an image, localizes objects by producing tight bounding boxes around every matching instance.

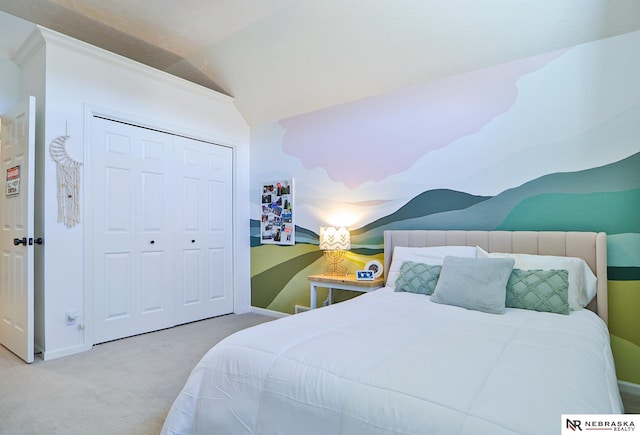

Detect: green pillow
[506,269,570,315]
[394,261,441,295]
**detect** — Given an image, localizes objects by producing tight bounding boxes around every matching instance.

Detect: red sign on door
[6,165,20,196]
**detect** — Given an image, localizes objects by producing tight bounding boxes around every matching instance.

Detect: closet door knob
[150,240,155,244]
[191,239,195,243]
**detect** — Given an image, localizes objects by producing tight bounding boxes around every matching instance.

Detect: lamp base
[323,250,348,276]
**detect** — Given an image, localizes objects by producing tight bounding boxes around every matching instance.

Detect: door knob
[13,237,27,246]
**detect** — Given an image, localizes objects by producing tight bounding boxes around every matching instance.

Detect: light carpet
[0,313,273,435]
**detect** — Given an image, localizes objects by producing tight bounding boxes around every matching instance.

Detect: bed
[161,230,623,435]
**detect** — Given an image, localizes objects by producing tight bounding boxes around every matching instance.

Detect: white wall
[16,27,250,359]
[0,55,22,113]
[0,11,34,111]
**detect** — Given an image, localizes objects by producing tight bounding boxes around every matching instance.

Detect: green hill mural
[353,189,491,235]
[498,189,640,233]
[349,150,640,245]
[251,151,640,383]
[252,151,640,306]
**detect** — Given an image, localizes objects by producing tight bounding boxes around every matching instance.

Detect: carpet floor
[622,390,640,414]
[0,313,273,435]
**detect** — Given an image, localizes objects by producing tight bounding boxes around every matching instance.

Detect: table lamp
[319,226,351,276]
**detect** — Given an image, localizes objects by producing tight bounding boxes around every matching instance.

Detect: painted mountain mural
[250,150,640,383]
[250,29,640,392]
[252,150,639,267]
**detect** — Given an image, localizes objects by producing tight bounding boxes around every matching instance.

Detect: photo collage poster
[260,179,294,245]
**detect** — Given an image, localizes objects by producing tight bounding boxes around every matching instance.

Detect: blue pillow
[430,256,515,314]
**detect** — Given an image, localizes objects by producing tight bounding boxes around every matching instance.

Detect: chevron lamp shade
[319,226,351,275]
[319,227,351,250]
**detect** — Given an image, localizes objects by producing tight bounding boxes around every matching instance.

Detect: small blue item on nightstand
[356,270,375,280]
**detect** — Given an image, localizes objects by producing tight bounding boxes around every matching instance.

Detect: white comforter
[162,288,622,435]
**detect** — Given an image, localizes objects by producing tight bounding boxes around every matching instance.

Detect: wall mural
[249,31,640,384]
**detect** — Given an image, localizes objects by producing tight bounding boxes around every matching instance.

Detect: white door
[174,136,234,325]
[91,116,174,343]
[0,96,36,363]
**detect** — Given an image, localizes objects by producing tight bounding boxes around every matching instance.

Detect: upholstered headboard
[383,230,609,324]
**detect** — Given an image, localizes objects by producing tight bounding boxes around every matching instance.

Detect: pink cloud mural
[280,50,565,189]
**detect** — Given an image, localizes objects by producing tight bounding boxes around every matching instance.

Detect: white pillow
[387,246,477,288]
[475,246,597,310]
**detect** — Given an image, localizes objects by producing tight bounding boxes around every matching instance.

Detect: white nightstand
[308,273,385,309]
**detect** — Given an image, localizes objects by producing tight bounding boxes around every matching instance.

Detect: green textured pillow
[394,261,441,295]
[506,269,570,315]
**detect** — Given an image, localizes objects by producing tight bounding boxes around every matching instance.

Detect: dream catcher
[49,135,81,228]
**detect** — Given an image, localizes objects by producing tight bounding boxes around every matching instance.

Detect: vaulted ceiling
[1,1,640,125]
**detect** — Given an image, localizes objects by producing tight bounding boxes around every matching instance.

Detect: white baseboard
[294,305,311,314]
[42,344,87,361]
[619,380,640,396]
[250,306,289,318]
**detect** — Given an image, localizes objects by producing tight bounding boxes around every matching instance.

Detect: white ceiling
[1,1,640,126]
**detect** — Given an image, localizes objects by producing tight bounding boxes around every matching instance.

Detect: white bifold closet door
[91,117,233,344]
[173,135,233,325]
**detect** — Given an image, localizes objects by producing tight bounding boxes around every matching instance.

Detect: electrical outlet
[65,311,79,325]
